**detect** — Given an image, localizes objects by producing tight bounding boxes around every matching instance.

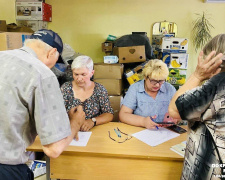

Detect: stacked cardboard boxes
[0,32,32,51]
[112,45,147,91]
[98,37,148,120]
[94,63,124,121]
[153,36,189,89]
[15,0,51,32]
[162,37,188,89]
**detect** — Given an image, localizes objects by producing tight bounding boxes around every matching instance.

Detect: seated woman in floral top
[61,55,114,131]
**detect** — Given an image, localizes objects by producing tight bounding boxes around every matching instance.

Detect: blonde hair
[142,59,169,80]
[71,55,93,71]
[203,34,225,57]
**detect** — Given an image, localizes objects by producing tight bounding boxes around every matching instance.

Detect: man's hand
[80,119,94,132]
[194,51,223,82]
[68,106,85,140]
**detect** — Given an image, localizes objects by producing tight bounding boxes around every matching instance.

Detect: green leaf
[192,12,214,52]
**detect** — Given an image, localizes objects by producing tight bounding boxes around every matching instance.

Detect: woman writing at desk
[61,55,114,132]
[119,59,176,129]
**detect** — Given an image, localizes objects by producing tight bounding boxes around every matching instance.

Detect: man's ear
[47,48,57,58]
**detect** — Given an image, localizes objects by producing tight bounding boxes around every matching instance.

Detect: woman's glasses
[148,78,165,85]
[108,127,132,143]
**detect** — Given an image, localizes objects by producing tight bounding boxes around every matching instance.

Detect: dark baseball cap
[30,29,64,62]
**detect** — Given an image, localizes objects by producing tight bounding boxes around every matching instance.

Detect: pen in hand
[149,116,159,130]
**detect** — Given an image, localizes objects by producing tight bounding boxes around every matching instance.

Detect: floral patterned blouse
[60,81,114,119]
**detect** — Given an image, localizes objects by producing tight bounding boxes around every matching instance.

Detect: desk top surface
[27,122,187,161]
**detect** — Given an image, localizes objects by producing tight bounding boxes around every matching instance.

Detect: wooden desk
[27,122,187,180]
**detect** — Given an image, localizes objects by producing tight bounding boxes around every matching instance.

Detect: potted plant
[192,12,214,52]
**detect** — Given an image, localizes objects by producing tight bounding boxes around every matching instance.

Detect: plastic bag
[61,43,76,65]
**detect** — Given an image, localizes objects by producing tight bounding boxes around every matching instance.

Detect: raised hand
[194,51,223,82]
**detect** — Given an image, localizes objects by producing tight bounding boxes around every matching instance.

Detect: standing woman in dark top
[169,34,225,179]
[61,55,114,131]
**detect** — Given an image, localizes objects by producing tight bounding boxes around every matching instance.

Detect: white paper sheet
[69,131,92,146]
[132,127,180,147]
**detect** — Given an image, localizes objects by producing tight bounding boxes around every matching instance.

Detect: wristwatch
[91,118,97,127]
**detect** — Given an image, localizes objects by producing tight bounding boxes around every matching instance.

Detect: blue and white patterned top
[122,80,176,122]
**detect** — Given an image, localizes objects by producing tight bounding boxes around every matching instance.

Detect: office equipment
[167,125,187,134]
[156,122,175,124]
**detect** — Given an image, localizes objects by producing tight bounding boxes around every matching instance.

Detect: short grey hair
[71,55,93,71]
[24,39,52,52]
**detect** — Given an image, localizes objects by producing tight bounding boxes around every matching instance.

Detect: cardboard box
[0,32,31,51]
[167,68,187,85]
[16,0,45,2]
[94,79,123,95]
[152,34,164,50]
[162,52,171,67]
[17,20,48,32]
[16,2,52,21]
[161,37,188,53]
[113,46,146,63]
[0,20,7,32]
[109,95,123,122]
[124,61,149,85]
[7,25,34,33]
[102,42,113,52]
[94,63,124,79]
[152,34,175,51]
[126,72,142,85]
[169,53,188,69]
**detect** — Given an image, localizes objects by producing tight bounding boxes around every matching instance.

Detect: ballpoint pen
[114,128,121,138]
[116,127,121,137]
[149,116,159,130]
